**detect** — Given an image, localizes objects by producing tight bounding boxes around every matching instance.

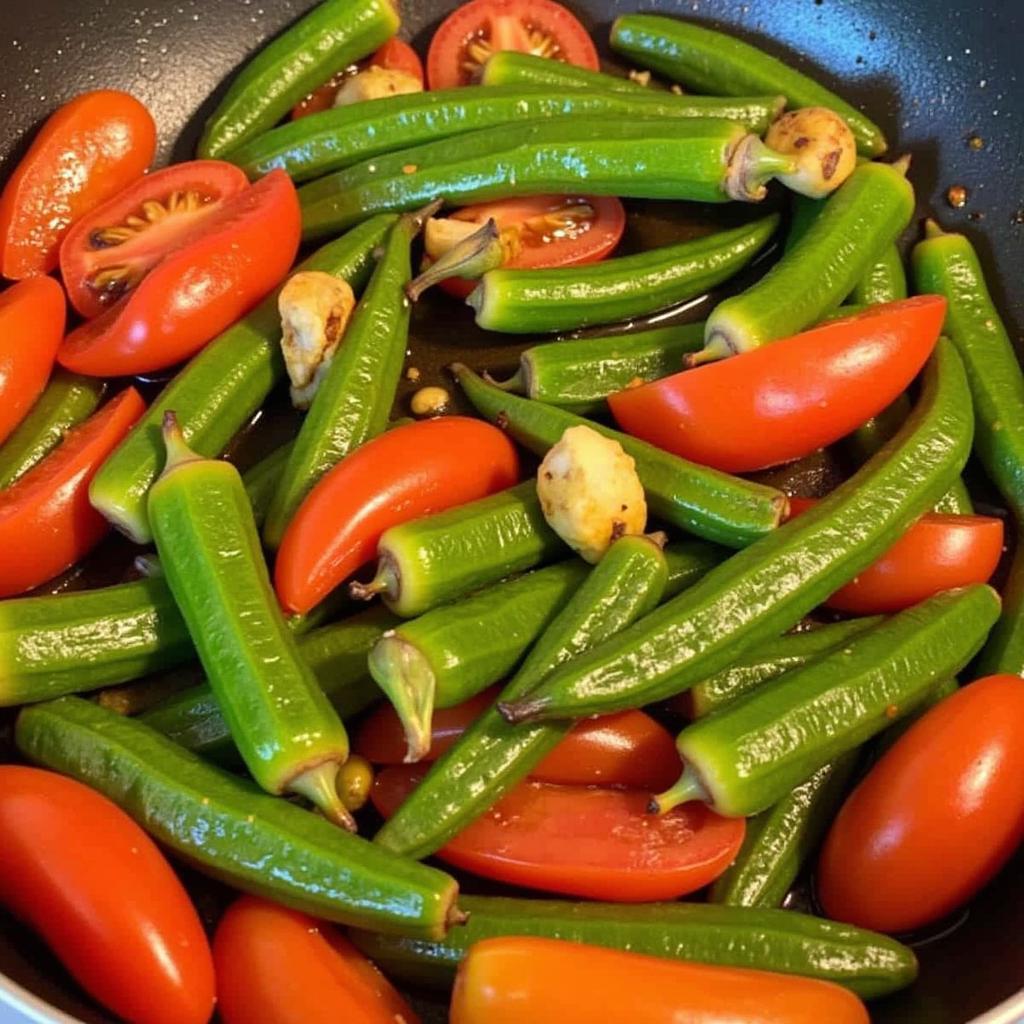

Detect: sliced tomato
[373,767,744,901]
[0,91,156,280]
[434,195,626,299]
[427,0,599,89]
[291,38,425,120]
[788,497,1004,614]
[57,170,301,377]
[0,277,67,446]
[60,161,249,319]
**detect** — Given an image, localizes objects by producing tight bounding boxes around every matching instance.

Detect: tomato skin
[373,767,744,901]
[788,497,1004,614]
[0,766,214,1024]
[818,675,1024,934]
[0,91,156,279]
[356,689,682,790]
[609,297,946,473]
[0,277,67,445]
[60,161,250,319]
[427,0,599,90]
[57,170,301,377]
[214,895,419,1024]
[451,937,870,1024]
[0,387,145,597]
[276,417,520,615]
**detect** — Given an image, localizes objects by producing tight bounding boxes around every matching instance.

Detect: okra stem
[648,764,711,815]
[290,761,357,831]
[407,219,503,301]
[368,635,437,762]
[725,136,797,202]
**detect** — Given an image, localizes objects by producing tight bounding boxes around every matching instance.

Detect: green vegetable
[241,442,293,529]
[709,755,858,907]
[468,216,779,335]
[0,372,105,488]
[697,161,914,361]
[498,339,973,724]
[89,216,393,544]
[453,364,787,550]
[197,0,399,158]
[655,585,999,818]
[16,697,462,939]
[610,13,888,156]
[480,50,658,94]
[375,535,670,853]
[350,894,917,998]
[148,416,353,827]
[849,243,908,306]
[299,117,796,238]
[870,676,959,760]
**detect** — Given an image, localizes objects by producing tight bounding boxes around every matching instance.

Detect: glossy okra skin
[849,243,908,306]
[454,364,787,549]
[351,894,917,998]
[263,215,415,548]
[241,442,293,530]
[16,698,461,940]
[197,0,399,158]
[89,216,394,545]
[469,215,779,335]
[0,372,105,488]
[231,84,782,183]
[375,535,670,854]
[610,13,888,156]
[708,754,858,907]
[499,340,973,723]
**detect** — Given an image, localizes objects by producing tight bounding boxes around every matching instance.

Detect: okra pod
[241,442,293,530]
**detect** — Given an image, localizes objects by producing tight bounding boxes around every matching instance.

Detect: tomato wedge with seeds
[60,161,249,319]
[427,0,599,90]
[373,766,745,902]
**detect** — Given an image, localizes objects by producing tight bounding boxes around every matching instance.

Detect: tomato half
[787,497,1004,614]
[292,38,426,119]
[356,689,682,790]
[0,766,214,1024]
[608,297,947,473]
[0,277,67,445]
[373,767,744,901]
[0,91,156,279]
[57,170,301,377]
[60,161,250,319]
[818,675,1024,934]
[214,895,419,1024]
[0,387,145,597]
[427,0,599,89]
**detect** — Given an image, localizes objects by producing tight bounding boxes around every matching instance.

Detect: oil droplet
[967,133,985,150]
[946,184,969,209]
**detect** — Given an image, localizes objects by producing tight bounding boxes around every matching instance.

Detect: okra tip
[648,765,709,816]
[288,760,357,832]
[923,218,948,240]
[497,695,550,725]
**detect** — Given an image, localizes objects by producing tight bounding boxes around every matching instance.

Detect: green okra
[242,442,293,530]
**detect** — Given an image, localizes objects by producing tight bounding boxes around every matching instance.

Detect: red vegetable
[609,297,947,473]
[60,161,250,319]
[0,766,214,1024]
[57,170,301,377]
[275,416,520,615]
[0,91,156,280]
[0,277,67,446]
[0,387,145,597]
[818,674,1024,934]
[214,895,419,1024]
[788,497,1004,614]
[426,0,599,90]
[373,766,744,901]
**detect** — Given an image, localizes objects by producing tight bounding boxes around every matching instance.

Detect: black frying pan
[0,1,1022,1021]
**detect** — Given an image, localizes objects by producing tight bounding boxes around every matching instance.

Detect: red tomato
[0,387,145,597]
[0,91,156,279]
[373,766,744,901]
[427,0,599,89]
[0,766,214,1024]
[609,297,947,473]
[434,195,627,299]
[818,675,1024,934]
[60,161,250,319]
[57,170,301,377]
[275,417,520,614]
[451,937,870,1024]
[787,498,1004,613]
[214,895,419,1024]
[291,38,426,119]
[0,277,67,445]
[356,688,682,790]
